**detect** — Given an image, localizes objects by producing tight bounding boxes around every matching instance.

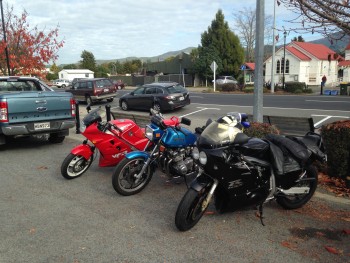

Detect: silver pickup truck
[0,76,76,145]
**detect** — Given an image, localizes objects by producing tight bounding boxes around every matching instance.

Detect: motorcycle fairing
[71,144,94,160]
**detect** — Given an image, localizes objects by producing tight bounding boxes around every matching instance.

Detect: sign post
[210,61,217,92]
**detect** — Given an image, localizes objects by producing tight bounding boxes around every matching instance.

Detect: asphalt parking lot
[0,134,349,263]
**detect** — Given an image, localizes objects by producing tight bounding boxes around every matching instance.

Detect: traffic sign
[210,61,217,72]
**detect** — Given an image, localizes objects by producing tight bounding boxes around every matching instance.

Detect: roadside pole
[253,0,265,122]
[211,61,217,92]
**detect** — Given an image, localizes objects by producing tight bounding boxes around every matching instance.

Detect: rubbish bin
[339,83,349,95]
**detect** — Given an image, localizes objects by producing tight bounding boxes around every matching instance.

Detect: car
[215,76,238,85]
[66,78,117,105]
[54,79,71,88]
[119,82,190,112]
[113,79,125,90]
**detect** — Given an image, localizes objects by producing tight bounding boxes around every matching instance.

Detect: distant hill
[95,47,196,65]
[309,33,350,54]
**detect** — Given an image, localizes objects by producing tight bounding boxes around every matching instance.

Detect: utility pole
[253,0,264,122]
[270,0,276,93]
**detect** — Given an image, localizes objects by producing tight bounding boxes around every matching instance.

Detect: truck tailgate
[5,92,74,124]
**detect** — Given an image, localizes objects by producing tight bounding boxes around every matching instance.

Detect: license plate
[179,96,184,101]
[104,88,109,92]
[34,122,50,130]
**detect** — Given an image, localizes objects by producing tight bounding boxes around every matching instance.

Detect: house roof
[292,41,337,60]
[339,60,350,67]
[244,63,255,70]
[286,46,312,61]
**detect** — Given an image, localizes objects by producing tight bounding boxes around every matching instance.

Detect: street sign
[210,61,217,72]
[240,64,246,70]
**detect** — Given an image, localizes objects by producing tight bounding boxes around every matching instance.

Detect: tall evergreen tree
[80,50,96,71]
[200,9,245,76]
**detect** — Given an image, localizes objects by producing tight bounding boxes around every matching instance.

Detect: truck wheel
[48,134,65,143]
[61,84,66,88]
[106,98,114,103]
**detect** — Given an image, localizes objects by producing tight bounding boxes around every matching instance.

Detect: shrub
[321,120,350,181]
[243,122,280,138]
[285,81,307,93]
[304,88,313,94]
[216,83,239,92]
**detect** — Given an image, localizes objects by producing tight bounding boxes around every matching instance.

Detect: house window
[285,59,289,74]
[276,60,280,73]
[85,73,89,77]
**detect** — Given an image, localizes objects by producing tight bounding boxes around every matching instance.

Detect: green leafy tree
[194,45,222,81]
[200,9,245,76]
[80,50,96,71]
[95,64,109,78]
[62,64,78,69]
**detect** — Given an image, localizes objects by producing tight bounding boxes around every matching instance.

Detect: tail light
[0,101,8,122]
[70,98,76,117]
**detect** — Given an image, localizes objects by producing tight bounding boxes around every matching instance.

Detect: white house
[264,41,340,88]
[338,42,350,83]
[58,69,94,81]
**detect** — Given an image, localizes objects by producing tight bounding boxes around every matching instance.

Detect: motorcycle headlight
[192,147,199,160]
[145,125,154,140]
[199,151,207,165]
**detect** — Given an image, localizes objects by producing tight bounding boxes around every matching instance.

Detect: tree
[278,0,350,40]
[80,50,96,71]
[233,7,273,62]
[194,45,222,82]
[292,35,305,42]
[200,9,244,76]
[0,5,64,77]
[63,64,78,69]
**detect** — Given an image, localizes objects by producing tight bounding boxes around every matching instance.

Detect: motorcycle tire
[112,157,153,196]
[61,153,93,180]
[276,165,318,209]
[175,187,211,231]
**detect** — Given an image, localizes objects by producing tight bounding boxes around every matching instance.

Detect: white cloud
[4,0,311,65]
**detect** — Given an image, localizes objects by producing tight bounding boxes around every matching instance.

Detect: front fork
[201,175,219,211]
[135,144,159,181]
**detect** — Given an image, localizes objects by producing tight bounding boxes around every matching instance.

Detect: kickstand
[257,204,265,226]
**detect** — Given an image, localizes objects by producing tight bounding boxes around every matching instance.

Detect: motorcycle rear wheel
[175,187,210,231]
[61,153,93,179]
[112,157,153,196]
[276,165,318,209]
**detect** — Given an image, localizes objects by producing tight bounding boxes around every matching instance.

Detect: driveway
[0,136,349,262]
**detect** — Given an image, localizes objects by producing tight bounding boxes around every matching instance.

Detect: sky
[5,0,319,65]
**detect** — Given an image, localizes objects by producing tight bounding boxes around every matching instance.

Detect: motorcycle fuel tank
[161,127,197,147]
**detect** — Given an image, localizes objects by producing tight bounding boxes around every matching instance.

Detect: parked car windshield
[166,84,186,94]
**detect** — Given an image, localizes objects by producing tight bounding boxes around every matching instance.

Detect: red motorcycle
[61,106,150,179]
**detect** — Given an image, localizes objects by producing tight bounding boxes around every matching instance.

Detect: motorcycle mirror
[181,117,191,126]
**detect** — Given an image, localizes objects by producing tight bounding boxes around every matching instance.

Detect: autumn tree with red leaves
[0,5,64,78]
[278,0,350,41]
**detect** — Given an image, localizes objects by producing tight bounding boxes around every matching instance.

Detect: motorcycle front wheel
[61,153,93,179]
[175,187,211,231]
[276,165,318,209]
[112,157,153,196]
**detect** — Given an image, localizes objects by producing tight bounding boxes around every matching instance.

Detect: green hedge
[216,83,239,92]
[285,81,307,93]
[321,120,350,181]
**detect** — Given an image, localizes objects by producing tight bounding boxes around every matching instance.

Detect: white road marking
[179,107,220,118]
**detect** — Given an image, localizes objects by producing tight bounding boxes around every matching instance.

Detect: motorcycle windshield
[82,108,103,126]
[198,114,244,149]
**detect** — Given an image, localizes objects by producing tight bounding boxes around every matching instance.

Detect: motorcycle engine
[160,147,195,176]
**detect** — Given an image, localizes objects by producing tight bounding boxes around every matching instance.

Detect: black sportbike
[175,113,326,231]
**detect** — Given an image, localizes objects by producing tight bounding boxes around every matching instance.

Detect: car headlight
[192,147,199,160]
[145,125,154,140]
[199,151,207,165]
